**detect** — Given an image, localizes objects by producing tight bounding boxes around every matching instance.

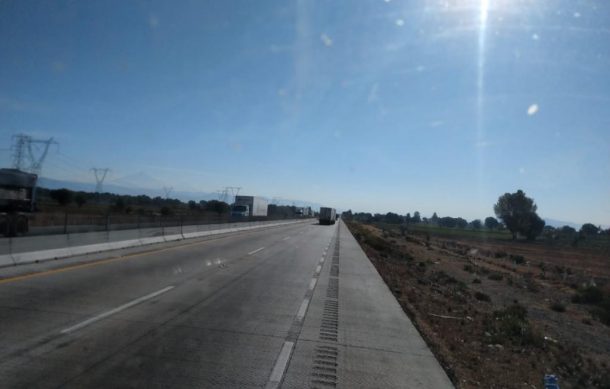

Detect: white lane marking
[315,265,322,274]
[296,298,310,322]
[248,247,265,255]
[266,341,294,389]
[282,236,290,241]
[320,257,325,263]
[309,278,317,291]
[60,286,175,334]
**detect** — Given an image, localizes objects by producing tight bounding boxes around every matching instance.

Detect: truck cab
[0,169,38,237]
[231,204,249,218]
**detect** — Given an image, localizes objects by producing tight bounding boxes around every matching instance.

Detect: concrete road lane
[0,221,331,388]
[0,220,452,388]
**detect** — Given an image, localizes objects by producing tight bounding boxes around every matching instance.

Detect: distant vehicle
[231,196,268,218]
[319,207,336,225]
[295,207,312,217]
[0,169,38,237]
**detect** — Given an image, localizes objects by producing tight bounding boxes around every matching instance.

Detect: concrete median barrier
[0,219,308,268]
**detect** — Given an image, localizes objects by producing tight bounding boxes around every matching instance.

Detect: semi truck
[231,196,268,218]
[0,168,38,237]
[319,207,336,225]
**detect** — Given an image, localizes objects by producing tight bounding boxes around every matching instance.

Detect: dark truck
[319,207,336,225]
[0,168,37,237]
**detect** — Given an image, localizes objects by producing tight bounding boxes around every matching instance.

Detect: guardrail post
[63,211,68,234]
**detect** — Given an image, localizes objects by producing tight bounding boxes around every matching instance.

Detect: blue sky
[1,0,609,225]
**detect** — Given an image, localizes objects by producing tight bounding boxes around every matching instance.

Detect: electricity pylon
[91,168,110,193]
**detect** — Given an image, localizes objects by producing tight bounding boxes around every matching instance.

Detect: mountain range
[37,176,323,210]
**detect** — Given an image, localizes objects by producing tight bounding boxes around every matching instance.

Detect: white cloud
[395,19,405,27]
[269,44,292,53]
[320,34,333,47]
[527,104,539,116]
[51,60,65,72]
[148,15,159,29]
[367,83,379,103]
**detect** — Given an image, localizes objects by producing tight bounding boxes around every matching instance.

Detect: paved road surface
[0,220,452,388]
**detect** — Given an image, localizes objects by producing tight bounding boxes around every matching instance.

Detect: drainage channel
[311,223,341,388]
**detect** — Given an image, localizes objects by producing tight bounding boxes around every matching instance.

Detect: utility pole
[11,134,58,175]
[162,186,173,199]
[91,168,110,193]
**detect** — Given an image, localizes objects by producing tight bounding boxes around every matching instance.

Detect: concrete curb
[0,220,306,268]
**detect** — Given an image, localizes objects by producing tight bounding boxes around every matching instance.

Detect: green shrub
[365,234,392,253]
[463,264,474,273]
[591,298,610,326]
[572,285,604,304]
[398,253,414,262]
[475,291,491,302]
[510,254,526,264]
[550,302,566,312]
[488,273,504,281]
[485,304,541,346]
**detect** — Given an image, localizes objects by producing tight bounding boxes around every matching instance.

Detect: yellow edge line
[0,231,247,286]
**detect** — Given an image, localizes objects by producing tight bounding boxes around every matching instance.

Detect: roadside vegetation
[30,187,305,229]
[343,190,609,389]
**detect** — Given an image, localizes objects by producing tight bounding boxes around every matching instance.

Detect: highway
[0,220,453,388]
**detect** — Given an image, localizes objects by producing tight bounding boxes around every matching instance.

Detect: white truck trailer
[231,196,268,218]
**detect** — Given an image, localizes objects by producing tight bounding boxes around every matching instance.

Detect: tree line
[37,187,304,218]
[342,189,608,241]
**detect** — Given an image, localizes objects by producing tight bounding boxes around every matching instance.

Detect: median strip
[60,286,175,334]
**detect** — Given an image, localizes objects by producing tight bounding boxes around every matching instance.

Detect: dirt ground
[345,221,610,389]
